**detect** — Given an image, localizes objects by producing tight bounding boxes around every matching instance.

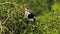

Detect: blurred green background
[0,0,60,34]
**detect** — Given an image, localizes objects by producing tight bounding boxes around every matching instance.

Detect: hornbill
[24,3,36,21]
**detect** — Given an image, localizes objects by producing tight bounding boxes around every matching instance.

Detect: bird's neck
[25,8,29,12]
[25,8,30,16]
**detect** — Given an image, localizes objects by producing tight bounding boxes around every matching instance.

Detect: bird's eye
[27,8,29,9]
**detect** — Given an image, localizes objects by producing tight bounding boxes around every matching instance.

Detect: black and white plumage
[24,3,36,21]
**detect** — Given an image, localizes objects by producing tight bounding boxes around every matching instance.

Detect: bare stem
[0,20,2,34]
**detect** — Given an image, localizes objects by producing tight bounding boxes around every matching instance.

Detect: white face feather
[25,8,30,16]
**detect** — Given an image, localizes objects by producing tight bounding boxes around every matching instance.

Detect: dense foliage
[0,0,60,34]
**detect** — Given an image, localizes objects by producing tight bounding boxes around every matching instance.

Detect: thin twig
[0,2,11,5]
[0,20,2,34]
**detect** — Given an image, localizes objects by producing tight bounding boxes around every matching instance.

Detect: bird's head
[24,3,29,9]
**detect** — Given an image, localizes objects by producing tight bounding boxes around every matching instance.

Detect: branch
[2,9,10,25]
[2,9,15,25]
